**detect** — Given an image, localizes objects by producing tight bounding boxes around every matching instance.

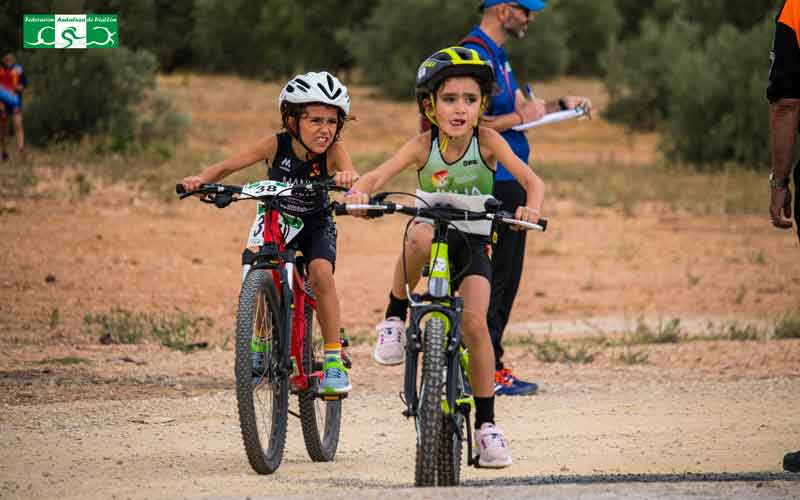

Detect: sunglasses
[508,3,532,17]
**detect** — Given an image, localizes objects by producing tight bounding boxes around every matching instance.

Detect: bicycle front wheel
[299,303,342,461]
[235,269,288,475]
[437,357,467,486]
[415,316,446,487]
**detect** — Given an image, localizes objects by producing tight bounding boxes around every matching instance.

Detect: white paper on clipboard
[512,107,588,132]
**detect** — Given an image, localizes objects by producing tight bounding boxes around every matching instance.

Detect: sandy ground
[2,74,800,498]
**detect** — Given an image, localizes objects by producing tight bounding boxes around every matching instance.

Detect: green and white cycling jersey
[416,128,495,235]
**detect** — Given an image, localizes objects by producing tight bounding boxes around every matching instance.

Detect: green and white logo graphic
[24,14,118,49]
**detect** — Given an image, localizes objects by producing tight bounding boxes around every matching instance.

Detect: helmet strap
[476,96,488,127]
[423,94,452,154]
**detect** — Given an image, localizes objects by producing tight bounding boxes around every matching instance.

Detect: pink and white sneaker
[373,317,405,366]
[474,423,512,468]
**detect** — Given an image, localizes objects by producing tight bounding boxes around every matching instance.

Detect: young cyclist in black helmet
[345,47,546,467]
[181,71,359,396]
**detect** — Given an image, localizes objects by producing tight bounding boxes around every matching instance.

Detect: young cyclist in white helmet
[181,71,359,396]
[345,47,546,467]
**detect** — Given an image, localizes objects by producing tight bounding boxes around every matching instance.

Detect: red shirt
[0,67,18,92]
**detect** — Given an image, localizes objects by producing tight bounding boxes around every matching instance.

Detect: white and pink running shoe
[474,423,512,468]
[373,317,405,365]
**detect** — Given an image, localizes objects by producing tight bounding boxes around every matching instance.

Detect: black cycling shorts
[289,216,337,270]
[446,231,492,292]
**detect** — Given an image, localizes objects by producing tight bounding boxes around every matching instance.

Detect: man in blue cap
[465,0,591,396]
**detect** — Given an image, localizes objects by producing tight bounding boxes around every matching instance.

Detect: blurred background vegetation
[0,0,785,168]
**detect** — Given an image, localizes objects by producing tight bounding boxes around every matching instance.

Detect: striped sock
[324,343,342,363]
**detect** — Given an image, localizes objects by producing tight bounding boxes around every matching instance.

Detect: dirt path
[2,359,799,499]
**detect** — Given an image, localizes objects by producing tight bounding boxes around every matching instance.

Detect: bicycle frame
[402,217,474,446]
[243,209,320,393]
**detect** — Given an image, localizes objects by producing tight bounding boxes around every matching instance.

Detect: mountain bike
[337,193,546,486]
[177,180,351,474]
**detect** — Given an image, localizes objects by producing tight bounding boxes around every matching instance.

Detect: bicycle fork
[402,300,473,450]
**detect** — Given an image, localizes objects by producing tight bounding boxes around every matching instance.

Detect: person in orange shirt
[767,0,800,474]
[0,52,24,161]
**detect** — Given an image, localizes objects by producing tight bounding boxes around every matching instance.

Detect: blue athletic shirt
[463,26,530,182]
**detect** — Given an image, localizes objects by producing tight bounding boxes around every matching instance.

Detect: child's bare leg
[390,222,433,299]
[11,112,23,152]
[308,258,340,345]
[0,115,7,158]
[457,275,494,397]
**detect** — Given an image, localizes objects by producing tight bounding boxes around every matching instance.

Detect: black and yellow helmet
[415,47,495,129]
[415,46,495,97]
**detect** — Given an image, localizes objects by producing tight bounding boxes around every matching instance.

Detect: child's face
[296,104,340,154]
[434,77,482,138]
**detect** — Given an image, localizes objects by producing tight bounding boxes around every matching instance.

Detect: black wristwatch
[769,172,790,189]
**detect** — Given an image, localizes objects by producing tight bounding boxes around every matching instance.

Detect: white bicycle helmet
[278,71,350,116]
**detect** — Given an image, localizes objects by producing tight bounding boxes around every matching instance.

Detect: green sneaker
[319,357,351,395]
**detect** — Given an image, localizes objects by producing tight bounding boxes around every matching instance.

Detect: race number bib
[247,203,305,247]
[241,180,293,198]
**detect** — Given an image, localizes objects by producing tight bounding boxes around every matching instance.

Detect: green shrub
[352,0,474,99]
[531,339,597,364]
[626,318,683,344]
[84,306,148,345]
[614,0,681,41]
[557,0,622,76]
[675,0,780,33]
[23,48,183,150]
[662,17,773,168]
[774,310,800,339]
[604,17,700,130]
[506,5,570,82]
[193,0,372,78]
[616,347,649,365]
[84,306,213,350]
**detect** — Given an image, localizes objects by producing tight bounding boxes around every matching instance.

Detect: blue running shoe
[494,368,538,396]
[319,357,351,396]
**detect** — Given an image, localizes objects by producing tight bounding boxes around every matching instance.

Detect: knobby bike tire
[437,361,466,486]
[235,269,288,474]
[298,303,342,461]
[415,316,446,487]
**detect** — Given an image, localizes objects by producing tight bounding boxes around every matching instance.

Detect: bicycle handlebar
[175,180,347,205]
[334,198,547,232]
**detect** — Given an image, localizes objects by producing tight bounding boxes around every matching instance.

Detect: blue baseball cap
[481,0,546,11]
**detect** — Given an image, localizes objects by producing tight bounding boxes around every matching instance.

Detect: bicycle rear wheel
[235,269,288,474]
[299,303,342,461]
[415,316,446,487]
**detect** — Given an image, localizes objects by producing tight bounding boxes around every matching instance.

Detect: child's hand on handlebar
[181,176,205,192]
[512,206,540,231]
[343,189,370,217]
[334,171,360,189]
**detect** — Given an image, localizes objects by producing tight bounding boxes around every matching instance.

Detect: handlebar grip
[175,184,186,195]
[537,218,548,231]
[333,203,348,216]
